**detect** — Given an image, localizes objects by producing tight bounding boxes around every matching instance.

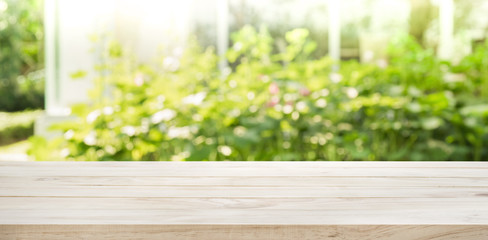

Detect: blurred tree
[0,0,44,111]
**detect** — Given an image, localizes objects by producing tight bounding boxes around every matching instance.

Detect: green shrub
[29,26,488,161]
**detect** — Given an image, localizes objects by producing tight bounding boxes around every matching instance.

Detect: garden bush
[29,26,488,161]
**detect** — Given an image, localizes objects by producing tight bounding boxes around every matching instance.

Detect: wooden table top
[1,161,488,240]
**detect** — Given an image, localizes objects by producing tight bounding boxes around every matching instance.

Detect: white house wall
[47,0,193,115]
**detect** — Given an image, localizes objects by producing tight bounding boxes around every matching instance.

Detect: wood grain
[1,162,488,239]
[2,225,488,240]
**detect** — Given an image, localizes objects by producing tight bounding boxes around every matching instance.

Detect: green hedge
[29,26,488,161]
[0,110,42,145]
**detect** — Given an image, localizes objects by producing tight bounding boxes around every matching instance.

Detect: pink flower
[266,96,280,107]
[134,73,144,86]
[269,82,279,95]
[299,88,311,97]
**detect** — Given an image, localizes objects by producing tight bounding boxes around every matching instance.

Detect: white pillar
[328,0,341,65]
[217,0,229,72]
[44,0,61,115]
[437,0,454,60]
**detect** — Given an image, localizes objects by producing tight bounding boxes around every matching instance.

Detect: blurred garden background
[1,0,488,161]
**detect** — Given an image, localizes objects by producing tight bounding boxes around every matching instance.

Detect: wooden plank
[1,185,488,198]
[2,176,488,187]
[1,208,488,224]
[1,166,488,177]
[1,197,487,210]
[2,225,488,240]
[1,162,488,239]
[2,161,488,168]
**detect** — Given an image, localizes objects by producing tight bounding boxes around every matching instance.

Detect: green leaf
[460,105,488,117]
[421,117,444,130]
[70,70,87,79]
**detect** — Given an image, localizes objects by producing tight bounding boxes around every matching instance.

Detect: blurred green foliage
[0,0,44,111]
[0,110,42,145]
[29,26,488,161]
